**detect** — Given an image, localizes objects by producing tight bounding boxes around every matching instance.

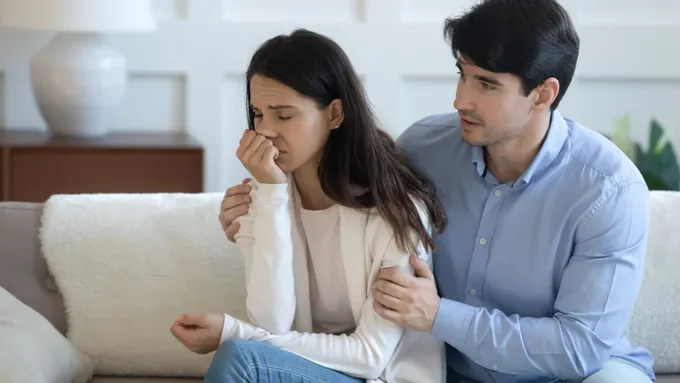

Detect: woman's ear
[328,99,344,130]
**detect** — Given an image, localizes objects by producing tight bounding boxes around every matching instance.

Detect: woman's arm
[233,180,296,335]
[223,203,432,380]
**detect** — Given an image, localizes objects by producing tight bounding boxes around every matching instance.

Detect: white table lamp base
[31,32,126,137]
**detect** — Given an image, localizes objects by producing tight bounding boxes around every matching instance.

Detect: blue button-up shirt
[397,110,654,383]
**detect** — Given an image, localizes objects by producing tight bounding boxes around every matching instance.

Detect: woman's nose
[254,123,277,139]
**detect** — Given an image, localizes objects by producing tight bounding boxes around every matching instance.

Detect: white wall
[0,0,678,193]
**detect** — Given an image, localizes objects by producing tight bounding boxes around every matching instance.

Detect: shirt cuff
[431,298,477,350]
[256,181,289,193]
[255,182,289,202]
[219,313,233,345]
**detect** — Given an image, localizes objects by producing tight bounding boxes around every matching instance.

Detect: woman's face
[248,74,342,173]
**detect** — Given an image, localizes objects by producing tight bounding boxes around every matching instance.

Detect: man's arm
[431,181,649,379]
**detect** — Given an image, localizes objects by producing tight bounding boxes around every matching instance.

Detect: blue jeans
[205,339,364,383]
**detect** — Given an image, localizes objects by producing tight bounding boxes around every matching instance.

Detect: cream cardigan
[222,178,446,383]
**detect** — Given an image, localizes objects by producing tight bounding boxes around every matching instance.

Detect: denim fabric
[205,339,364,383]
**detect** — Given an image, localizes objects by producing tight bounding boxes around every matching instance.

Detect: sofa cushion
[91,378,201,383]
[626,191,680,374]
[40,193,248,377]
[0,202,67,334]
[656,375,680,383]
[0,286,93,383]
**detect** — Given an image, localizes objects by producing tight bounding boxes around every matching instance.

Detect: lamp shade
[0,0,157,32]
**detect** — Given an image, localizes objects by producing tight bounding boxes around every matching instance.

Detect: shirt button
[470,289,477,296]
[479,237,487,245]
[492,365,498,370]
[494,190,501,196]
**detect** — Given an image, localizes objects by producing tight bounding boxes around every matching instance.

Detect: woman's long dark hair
[245,29,447,254]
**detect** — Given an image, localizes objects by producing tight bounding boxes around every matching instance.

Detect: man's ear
[328,99,344,130]
[532,78,559,113]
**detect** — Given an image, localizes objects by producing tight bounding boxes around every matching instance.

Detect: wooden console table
[0,130,204,202]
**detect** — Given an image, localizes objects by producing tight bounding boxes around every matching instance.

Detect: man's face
[453,57,536,146]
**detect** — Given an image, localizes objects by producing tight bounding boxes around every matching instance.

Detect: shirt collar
[471,144,486,176]
[471,110,569,185]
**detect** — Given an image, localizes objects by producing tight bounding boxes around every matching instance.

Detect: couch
[0,191,679,382]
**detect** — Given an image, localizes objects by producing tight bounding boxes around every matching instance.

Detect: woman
[174,28,448,383]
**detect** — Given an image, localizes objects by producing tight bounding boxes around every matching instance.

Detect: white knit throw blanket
[40,193,248,377]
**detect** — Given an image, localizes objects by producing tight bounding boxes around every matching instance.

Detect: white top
[228,180,446,383]
[300,204,356,335]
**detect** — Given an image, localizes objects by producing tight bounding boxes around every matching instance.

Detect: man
[179,0,654,382]
[365,1,654,382]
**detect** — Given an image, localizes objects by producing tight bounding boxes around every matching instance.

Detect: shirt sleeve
[221,203,433,380]
[233,180,296,335]
[431,181,650,379]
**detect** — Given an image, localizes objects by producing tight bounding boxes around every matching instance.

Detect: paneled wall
[0,0,678,192]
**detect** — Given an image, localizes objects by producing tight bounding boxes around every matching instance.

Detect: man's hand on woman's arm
[219,178,252,242]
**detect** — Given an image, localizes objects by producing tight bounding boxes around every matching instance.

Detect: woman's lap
[205,339,364,383]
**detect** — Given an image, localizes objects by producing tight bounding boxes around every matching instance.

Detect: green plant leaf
[641,171,670,191]
[607,116,679,191]
[644,120,679,190]
[634,143,648,170]
[612,114,636,161]
[650,119,665,155]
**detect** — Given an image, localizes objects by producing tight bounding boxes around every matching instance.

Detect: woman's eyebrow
[268,105,295,110]
[249,103,295,111]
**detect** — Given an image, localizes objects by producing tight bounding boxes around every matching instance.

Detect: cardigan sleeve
[233,180,296,335]
[222,200,433,380]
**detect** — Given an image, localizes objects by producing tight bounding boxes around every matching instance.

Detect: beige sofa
[0,191,679,382]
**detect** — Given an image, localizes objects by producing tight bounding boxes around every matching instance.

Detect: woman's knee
[205,340,258,382]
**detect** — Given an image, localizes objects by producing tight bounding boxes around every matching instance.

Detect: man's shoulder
[562,116,646,188]
[396,112,462,153]
[409,112,460,129]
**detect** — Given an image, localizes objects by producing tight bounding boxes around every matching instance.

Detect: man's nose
[453,95,474,112]
[453,84,472,111]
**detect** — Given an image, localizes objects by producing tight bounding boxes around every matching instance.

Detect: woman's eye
[279,116,292,121]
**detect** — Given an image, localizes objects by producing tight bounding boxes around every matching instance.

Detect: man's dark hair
[443,0,580,109]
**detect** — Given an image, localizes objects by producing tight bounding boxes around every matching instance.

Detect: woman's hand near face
[237,130,288,184]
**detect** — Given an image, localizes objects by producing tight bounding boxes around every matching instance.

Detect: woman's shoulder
[356,195,432,256]
[362,195,431,230]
